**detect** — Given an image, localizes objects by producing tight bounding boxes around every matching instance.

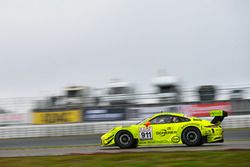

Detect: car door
[138,115,190,145]
[138,115,176,145]
[152,116,190,144]
[149,115,177,144]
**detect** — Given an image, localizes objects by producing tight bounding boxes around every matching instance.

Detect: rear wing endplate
[210,110,228,125]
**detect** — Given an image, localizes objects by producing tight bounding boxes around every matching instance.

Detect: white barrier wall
[0,115,250,139]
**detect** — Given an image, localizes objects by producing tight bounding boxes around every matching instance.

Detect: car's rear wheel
[182,127,203,146]
[115,131,136,149]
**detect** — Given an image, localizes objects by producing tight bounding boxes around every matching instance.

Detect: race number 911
[139,127,153,140]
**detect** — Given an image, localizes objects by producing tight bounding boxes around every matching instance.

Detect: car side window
[171,116,190,123]
[150,115,172,124]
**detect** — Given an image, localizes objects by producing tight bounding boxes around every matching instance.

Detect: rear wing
[210,110,228,125]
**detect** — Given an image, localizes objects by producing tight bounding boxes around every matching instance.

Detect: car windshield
[136,117,149,125]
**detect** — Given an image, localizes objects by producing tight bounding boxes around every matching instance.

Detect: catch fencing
[0,115,250,139]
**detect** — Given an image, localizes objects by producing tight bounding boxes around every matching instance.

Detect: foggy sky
[0,0,249,97]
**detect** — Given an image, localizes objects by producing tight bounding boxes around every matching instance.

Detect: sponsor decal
[140,140,169,144]
[156,129,177,137]
[171,136,180,143]
[0,113,27,125]
[140,140,157,144]
[181,102,231,117]
[84,108,126,121]
[193,118,202,121]
[166,127,172,130]
[32,110,81,124]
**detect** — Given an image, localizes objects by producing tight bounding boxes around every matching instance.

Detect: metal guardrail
[0,121,135,139]
[0,115,250,139]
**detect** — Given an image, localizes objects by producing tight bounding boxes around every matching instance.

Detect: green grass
[0,151,249,167]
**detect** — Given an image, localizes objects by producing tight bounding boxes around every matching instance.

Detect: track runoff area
[0,128,250,157]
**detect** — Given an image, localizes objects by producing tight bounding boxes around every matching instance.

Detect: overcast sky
[0,0,249,97]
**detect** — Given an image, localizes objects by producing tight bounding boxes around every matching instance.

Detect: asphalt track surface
[0,129,250,157]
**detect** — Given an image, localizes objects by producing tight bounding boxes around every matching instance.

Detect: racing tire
[131,139,138,148]
[115,131,135,149]
[182,127,203,146]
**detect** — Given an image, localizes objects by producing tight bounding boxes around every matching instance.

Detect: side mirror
[145,121,151,127]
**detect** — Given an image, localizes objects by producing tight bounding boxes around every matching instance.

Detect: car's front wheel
[182,127,203,146]
[115,131,136,149]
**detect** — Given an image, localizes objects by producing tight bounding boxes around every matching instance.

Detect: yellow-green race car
[101,110,228,148]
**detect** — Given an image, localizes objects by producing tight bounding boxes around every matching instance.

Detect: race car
[101,110,228,148]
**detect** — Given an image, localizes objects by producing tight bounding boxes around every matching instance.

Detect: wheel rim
[119,134,131,145]
[186,131,198,142]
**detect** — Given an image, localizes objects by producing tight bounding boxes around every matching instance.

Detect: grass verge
[0,150,249,167]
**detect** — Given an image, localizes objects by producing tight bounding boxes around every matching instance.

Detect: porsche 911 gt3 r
[101,110,227,148]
